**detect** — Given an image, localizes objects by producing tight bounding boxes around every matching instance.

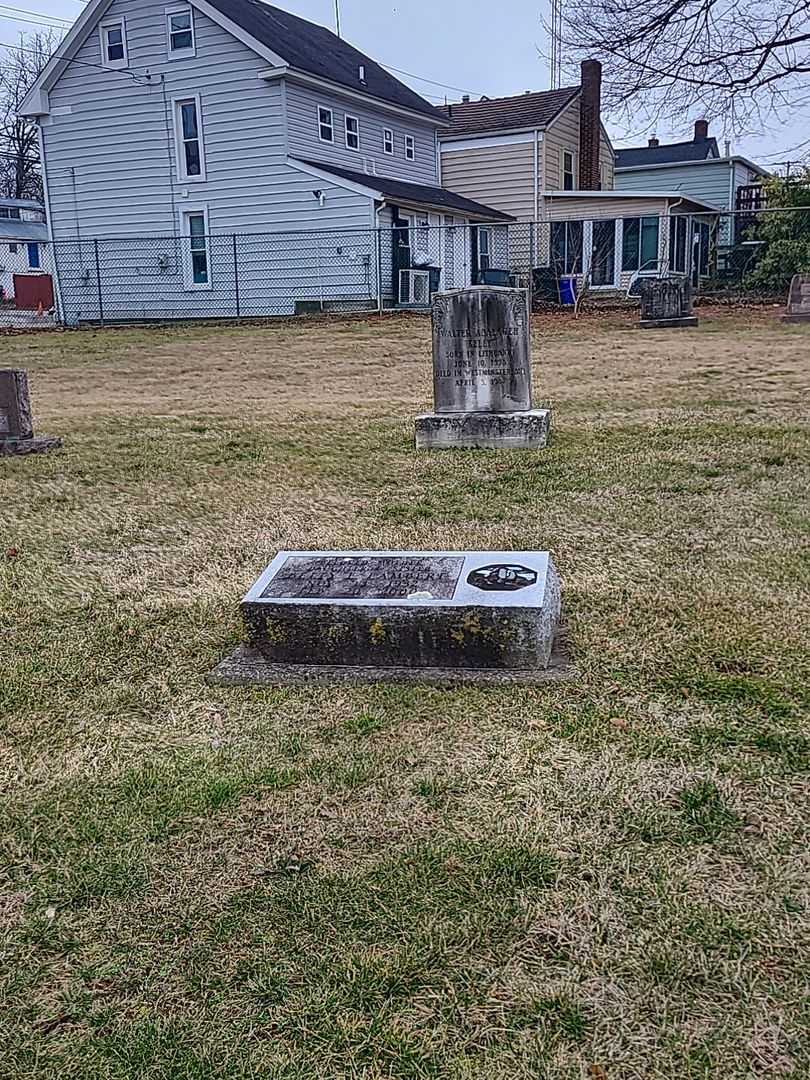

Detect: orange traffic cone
[36,301,44,318]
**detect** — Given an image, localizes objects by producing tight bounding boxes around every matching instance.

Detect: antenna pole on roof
[334,0,341,37]
[549,0,562,89]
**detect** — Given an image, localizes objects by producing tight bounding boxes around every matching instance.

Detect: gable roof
[296,159,514,220]
[204,0,440,120]
[615,138,720,168]
[436,87,580,137]
[20,0,441,123]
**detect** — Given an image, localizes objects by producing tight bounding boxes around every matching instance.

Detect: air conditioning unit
[399,269,430,305]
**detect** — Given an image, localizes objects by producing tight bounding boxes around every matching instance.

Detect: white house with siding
[0,198,55,307]
[615,122,770,244]
[20,0,510,322]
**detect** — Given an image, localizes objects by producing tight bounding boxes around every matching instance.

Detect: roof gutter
[259,66,449,127]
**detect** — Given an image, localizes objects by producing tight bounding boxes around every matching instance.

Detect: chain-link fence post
[232,233,241,319]
[93,239,104,325]
[376,227,383,314]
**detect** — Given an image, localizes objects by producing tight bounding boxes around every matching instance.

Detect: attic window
[167,6,195,58]
[100,17,127,69]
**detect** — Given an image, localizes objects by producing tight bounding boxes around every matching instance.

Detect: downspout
[726,157,735,243]
[375,200,386,313]
[533,128,540,267]
[666,195,685,275]
[37,120,64,324]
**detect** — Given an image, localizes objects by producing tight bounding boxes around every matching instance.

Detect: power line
[0,5,71,25]
[0,37,149,82]
[379,62,486,99]
[0,7,71,30]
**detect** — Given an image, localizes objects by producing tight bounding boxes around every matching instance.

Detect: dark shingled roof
[615,138,720,168]
[204,0,440,120]
[298,159,514,220]
[436,87,580,136]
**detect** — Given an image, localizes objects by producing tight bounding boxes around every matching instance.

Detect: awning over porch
[294,158,513,221]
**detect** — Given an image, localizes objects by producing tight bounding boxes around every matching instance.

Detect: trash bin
[559,275,577,306]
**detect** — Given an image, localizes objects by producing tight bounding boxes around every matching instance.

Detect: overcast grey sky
[2,0,806,168]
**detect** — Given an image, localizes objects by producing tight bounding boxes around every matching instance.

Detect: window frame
[99,17,128,69]
[166,5,196,59]
[172,94,206,182]
[178,205,212,291]
[621,216,660,273]
[478,226,492,273]
[317,105,334,144]
[550,219,583,275]
[404,134,415,161]
[383,127,394,155]
[344,114,360,151]
[26,242,40,269]
[0,207,21,220]
[562,149,576,191]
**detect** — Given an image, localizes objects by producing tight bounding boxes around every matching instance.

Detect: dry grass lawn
[1,308,809,1079]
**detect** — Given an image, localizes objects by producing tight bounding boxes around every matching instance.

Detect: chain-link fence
[2,205,808,325]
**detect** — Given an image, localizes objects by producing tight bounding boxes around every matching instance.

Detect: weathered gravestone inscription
[210,550,564,686]
[0,369,61,456]
[638,278,698,329]
[782,273,810,324]
[415,287,551,450]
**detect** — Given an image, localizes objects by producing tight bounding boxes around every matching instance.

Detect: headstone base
[415,409,551,450]
[209,631,574,687]
[781,312,810,324]
[639,316,699,330]
[0,436,62,456]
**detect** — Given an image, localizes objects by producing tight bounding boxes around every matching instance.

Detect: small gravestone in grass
[638,278,698,329]
[211,550,569,687]
[782,273,810,324]
[414,286,551,450]
[0,369,61,456]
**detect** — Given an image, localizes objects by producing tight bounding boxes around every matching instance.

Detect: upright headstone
[0,369,61,456]
[638,278,698,329]
[210,549,565,686]
[414,286,551,450]
[782,273,810,323]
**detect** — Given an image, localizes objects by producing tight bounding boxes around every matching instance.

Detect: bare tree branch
[544,0,810,133]
[0,30,59,200]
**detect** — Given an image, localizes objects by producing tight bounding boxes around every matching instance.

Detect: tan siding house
[440,138,537,221]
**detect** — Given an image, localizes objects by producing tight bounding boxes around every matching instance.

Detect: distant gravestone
[0,369,61,456]
[638,278,698,329]
[210,549,566,686]
[782,273,810,323]
[414,287,551,449]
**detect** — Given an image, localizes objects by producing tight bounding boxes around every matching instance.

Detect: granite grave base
[0,435,63,456]
[415,409,551,450]
[638,315,699,329]
[213,550,566,685]
[209,628,574,687]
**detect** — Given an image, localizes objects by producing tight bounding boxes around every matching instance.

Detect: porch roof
[296,159,514,221]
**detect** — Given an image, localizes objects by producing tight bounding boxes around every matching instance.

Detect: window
[0,207,21,220]
[383,128,394,155]
[478,227,492,273]
[173,96,205,180]
[9,243,17,253]
[318,106,333,143]
[591,219,616,285]
[167,6,195,57]
[562,150,575,190]
[622,216,659,272]
[404,135,415,161]
[551,220,583,274]
[181,209,210,288]
[27,243,40,269]
[100,18,127,68]
[668,215,688,273]
[345,115,359,150]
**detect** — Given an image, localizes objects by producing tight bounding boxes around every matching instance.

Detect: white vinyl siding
[285,82,440,183]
